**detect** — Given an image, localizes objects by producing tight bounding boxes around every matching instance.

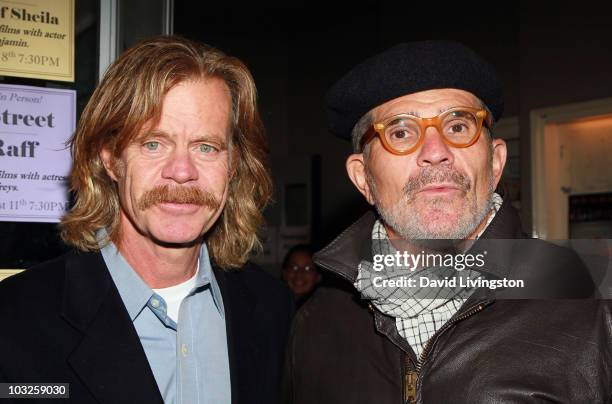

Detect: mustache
[403,166,471,200]
[137,184,221,211]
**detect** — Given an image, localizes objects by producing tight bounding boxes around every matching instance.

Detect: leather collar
[313,197,524,283]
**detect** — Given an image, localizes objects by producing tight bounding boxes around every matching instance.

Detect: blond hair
[61,35,272,269]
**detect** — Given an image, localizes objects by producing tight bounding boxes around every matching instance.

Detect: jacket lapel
[313,210,375,282]
[61,251,163,404]
[213,265,259,404]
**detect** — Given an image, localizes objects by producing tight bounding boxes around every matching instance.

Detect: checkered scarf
[354,193,503,357]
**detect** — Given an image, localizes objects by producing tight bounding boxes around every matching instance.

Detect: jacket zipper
[393,301,490,403]
[416,301,489,372]
[403,301,492,404]
[403,352,417,404]
[317,259,492,403]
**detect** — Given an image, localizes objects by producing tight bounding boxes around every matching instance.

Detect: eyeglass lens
[384,109,479,152]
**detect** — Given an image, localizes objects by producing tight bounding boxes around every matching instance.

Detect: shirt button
[181,344,188,357]
[151,299,160,308]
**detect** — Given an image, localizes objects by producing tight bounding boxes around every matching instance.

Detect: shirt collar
[100,237,152,322]
[98,229,225,321]
[197,243,225,317]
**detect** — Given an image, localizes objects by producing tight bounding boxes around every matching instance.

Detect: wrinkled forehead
[111,77,234,153]
[372,89,483,121]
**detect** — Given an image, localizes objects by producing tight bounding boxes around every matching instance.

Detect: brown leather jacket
[283,201,612,403]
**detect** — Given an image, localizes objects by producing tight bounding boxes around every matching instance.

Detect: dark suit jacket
[0,250,293,403]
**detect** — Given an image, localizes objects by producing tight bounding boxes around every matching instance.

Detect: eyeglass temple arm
[358,126,377,152]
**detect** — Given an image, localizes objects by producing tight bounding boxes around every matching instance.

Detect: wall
[174,2,521,247]
[543,115,612,238]
[174,0,612,247]
[519,4,612,231]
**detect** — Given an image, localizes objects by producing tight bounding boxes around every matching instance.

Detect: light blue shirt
[100,239,231,404]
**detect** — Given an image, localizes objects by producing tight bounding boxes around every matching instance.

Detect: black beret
[325,40,504,139]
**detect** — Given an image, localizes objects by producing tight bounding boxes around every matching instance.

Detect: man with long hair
[0,36,292,404]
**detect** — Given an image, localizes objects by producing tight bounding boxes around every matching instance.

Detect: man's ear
[346,153,375,205]
[491,138,507,188]
[100,147,119,182]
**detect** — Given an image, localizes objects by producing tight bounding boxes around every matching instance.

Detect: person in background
[282,244,321,308]
[0,35,292,404]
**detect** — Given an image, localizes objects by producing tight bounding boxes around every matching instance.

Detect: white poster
[0,83,75,222]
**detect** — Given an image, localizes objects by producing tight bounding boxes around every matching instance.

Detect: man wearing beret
[283,41,612,403]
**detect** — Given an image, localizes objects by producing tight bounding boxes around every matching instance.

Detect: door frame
[530,97,612,238]
[98,0,174,81]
